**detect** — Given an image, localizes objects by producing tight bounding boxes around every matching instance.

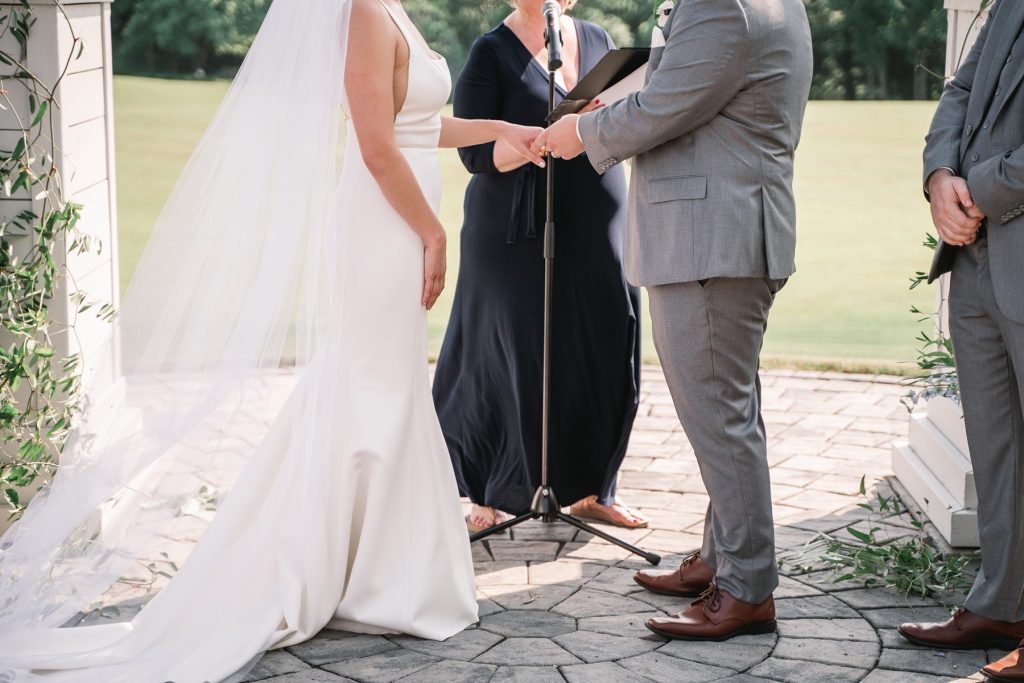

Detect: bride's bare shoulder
[346,0,402,61]
[348,0,391,30]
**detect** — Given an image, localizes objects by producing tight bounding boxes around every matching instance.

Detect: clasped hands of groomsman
[898,1,1024,680]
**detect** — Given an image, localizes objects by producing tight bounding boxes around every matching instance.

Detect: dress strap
[374,0,439,63]
[375,0,409,39]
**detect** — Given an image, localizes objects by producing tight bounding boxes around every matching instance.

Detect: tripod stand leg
[555,511,661,565]
[469,512,537,543]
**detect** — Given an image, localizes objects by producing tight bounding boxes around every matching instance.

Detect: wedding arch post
[890,0,989,549]
[0,0,119,524]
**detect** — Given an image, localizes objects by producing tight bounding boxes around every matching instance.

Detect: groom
[535,0,812,641]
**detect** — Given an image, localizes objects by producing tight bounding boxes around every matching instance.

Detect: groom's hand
[533,114,585,160]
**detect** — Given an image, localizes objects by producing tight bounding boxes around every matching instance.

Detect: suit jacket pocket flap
[649,175,707,204]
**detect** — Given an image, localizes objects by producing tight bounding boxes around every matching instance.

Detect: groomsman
[534,0,812,641]
[903,1,1024,679]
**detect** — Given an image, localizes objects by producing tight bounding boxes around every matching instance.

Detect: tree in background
[805,0,947,100]
[112,0,270,74]
[111,0,947,100]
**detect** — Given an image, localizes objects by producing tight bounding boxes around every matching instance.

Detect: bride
[0,0,543,680]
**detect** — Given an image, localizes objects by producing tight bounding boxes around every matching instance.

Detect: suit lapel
[962,1,1024,159]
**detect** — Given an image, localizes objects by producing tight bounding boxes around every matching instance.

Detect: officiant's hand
[533,113,584,160]
[499,122,547,168]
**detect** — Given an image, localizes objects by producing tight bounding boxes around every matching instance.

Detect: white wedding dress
[0,2,477,681]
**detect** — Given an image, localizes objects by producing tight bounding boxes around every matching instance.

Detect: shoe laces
[697,582,722,612]
[677,551,700,577]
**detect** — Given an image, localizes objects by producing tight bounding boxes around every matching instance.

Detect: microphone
[541,0,563,71]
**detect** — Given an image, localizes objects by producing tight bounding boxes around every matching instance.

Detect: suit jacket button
[971,152,980,162]
[966,124,973,134]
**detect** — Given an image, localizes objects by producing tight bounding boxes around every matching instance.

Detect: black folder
[547,48,651,124]
[927,241,959,284]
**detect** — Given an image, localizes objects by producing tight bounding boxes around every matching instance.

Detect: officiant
[432,0,644,531]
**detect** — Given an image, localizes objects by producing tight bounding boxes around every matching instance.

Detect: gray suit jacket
[577,0,812,286]
[924,0,1024,322]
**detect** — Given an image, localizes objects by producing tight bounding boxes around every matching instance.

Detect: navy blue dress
[432,20,640,515]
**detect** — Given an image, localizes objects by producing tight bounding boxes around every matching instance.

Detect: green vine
[903,233,958,411]
[782,477,978,606]
[0,0,109,519]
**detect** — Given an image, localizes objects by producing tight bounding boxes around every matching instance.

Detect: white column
[890,0,989,548]
[0,1,116,527]
[0,0,119,385]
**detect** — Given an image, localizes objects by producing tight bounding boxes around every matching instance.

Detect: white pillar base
[892,397,979,548]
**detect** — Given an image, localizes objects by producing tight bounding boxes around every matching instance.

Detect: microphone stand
[470,16,660,567]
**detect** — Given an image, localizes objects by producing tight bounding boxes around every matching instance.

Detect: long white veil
[0,0,350,669]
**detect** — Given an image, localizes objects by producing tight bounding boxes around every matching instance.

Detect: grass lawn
[114,76,938,371]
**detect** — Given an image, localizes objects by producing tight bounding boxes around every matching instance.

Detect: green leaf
[11,136,26,160]
[30,100,47,127]
[2,488,18,508]
[847,527,873,543]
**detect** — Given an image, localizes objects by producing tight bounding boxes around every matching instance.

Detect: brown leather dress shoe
[984,643,1024,682]
[898,609,1024,650]
[645,583,776,641]
[634,551,714,597]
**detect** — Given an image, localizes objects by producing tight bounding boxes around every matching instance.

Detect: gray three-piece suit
[577,0,813,603]
[924,0,1024,623]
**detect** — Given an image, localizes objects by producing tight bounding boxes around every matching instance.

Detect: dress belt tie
[506,164,538,245]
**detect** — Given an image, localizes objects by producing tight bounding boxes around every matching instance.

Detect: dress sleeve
[454,36,502,175]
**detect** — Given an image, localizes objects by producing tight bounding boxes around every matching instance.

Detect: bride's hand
[422,232,446,310]
[500,123,547,168]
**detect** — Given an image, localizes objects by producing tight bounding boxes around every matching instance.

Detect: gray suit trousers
[648,277,786,604]
[949,238,1024,622]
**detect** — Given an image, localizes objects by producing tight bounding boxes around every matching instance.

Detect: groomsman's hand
[533,114,585,160]
[928,169,985,246]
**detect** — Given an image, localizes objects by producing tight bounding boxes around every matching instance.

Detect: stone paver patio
[238,367,1001,683]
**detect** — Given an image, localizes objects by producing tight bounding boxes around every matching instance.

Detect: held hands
[422,231,446,310]
[928,169,986,246]
[532,112,586,161]
[500,122,547,168]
